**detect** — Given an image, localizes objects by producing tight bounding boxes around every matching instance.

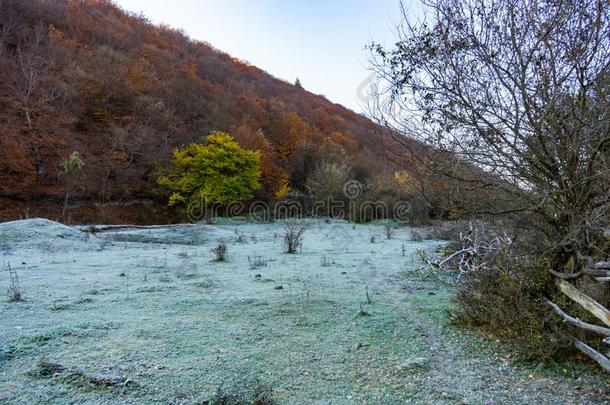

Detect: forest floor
[0,218,608,404]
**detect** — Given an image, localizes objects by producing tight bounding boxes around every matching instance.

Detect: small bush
[436,220,598,363]
[30,356,132,389]
[193,280,215,289]
[209,376,276,405]
[251,380,276,405]
[30,357,66,377]
[211,241,228,262]
[210,383,245,405]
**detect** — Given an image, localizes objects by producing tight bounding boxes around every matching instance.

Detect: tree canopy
[158,132,261,209]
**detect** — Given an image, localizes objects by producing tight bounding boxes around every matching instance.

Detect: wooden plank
[557,279,610,328]
[545,299,610,336]
[574,340,610,373]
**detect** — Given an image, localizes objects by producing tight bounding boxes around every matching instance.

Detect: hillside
[0,0,415,223]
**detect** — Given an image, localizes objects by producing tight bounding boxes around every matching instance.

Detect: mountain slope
[0,0,414,223]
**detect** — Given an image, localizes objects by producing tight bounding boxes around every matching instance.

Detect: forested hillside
[0,0,415,223]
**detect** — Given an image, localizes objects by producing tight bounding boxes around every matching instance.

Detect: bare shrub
[0,242,12,256]
[419,221,511,281]
[248,255,267,270]
[284,221,306,254]
[320,256,332,267]
[210,241,228,262]
[357,303,369,317]
[6,262,22,302]
[236,232,248,244]
[383,223,395,239]
[410,230,423,242]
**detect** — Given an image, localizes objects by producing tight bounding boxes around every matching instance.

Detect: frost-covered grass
[0,219,605,404]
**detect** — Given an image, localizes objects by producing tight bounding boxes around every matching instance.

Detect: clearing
[0,219,607,404]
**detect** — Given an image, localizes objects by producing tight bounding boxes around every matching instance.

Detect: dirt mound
[96,225,208,245]
[0,218,99,252]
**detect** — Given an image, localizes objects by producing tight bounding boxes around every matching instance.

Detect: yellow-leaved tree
[158,132,260,214]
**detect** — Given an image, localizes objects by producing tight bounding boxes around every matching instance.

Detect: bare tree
[369,0,610,268]
[0,19,14,59]
[306,160,350,217]
[59,151,85,223]
[12,24,49,129]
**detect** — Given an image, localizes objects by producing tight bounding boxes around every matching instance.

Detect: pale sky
[114,0,408,113]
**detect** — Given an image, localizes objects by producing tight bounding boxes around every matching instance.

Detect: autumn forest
[0,0,421,223]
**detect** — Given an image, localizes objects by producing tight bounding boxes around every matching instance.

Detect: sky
[114,0,407,113]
